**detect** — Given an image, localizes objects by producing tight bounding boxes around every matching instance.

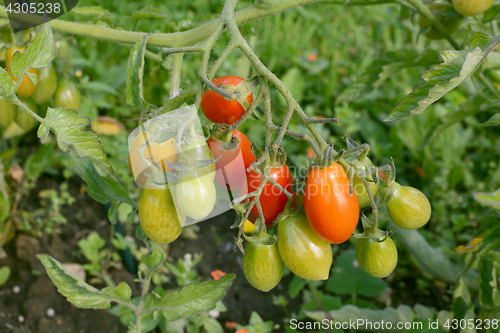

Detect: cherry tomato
[176,172,216,220]
[277,214,332,280]
[128,131,178,186]
[0,96,16,128]
[208,129,256,193]
[452,0,493,16]
[304,163,359,244]
[247,164,293,227]
[200,76,253,125]
[418,3,462,40]
[386,182,431,230]
[139,180,185,244]
[243,241,284,292]
[355,237,398,278]
[5,46,38,98]
[54,79,81,111]
[31,64,58,105]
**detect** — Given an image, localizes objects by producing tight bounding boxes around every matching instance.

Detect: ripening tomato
[277,214,332,280]
[386,182,431,230]
[0,96,16,128]
[139,180,185,244]
[247,164,293,227]
[355,237,398,278]
[128,131,178,186]
[54,79,81,111]
[418,3,462,40]
[304,163,359,244]
[208,129,256,193]
[200,76,253,125]
[243,241,284,292]
[176,172,216,220]
[452,0,493,16]
[31,64,58,105]
[5,46,38,98]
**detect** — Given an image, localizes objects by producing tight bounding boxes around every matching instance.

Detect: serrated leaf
[471,32,493,48]
[70,153,136,208]
[72,6,111,19]
[131,5,168,22]
[0,266,11,287]
[100,283,132,304]
[11,24,55,80]
[326,251,386,297]
[126,33,151,112]
[384,34,500,122]
[0,69,17,98]
[481,113,500,127]
[41,107,120,184]
[336,49,440,104]
[478,258,500,309]
[161,90,197,114]
[141,245,164,272]
[472,188,500,209]
[157,274,235,321]
[38,254,110,309]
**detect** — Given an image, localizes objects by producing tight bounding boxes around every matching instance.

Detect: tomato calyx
[220,75,260,109]
[210,125,240,150]
[353,214,393,243]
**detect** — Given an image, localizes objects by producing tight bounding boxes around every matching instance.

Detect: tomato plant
[0,96,16,128]
[243,241,283,292]
[200,76,253,125]
[16,99,38,131]
[54,79,81,111]
[355,236,398,278]
[304,163,359,244]
[451,0,494,16]
[247,163,293,227]
[181,136,215,179]
[138,180,185,244]
[31,64,58,105]
[386,182,431,230]
[208,129,255,192]
[418,3,462,40]
[277,214,332,280]
[5,46,38,98]
[351,158,379,208]
[176,172,216,220]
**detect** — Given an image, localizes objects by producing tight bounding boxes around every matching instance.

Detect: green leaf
[336,49,440,104]
[126,33,151,112]
[40,107,120,184]
[477,227,500,255]
[131,5,168,22]
[141,245,165,272]
[288,275,307,299]
[0,189,9,224]
[278,67,305,105]
[384,34,500,122]
[86,81,120,96]
[23,143,55,186]
[11,23,55,80]
[472,188,500,209]
[481,113,500,127]
[161,90,197,114]
[482,5,500,24]
[100,283,132,304]
[72,6,111,20]
[0,266,11,287]
[156,274,235,321]
[71,154,136,208]
[107,202,120,225]
[326,251,387,297]
[38,254,110,309]
[478,257,500,309]
[0,69,17,99]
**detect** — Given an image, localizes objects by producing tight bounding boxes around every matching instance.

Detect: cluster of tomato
[133,75,432,292]
[0,43,81,135]
[418,0,494,40]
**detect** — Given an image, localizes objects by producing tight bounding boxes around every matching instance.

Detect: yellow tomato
[5,46,38,98]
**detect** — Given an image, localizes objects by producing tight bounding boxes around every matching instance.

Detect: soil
[0,176,293,333]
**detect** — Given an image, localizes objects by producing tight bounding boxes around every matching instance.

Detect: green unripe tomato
[352,159,379,208]
[176,172,216,220]
[56,40,69,59]
[277,214,332,280]
[386,182,431,230]
[355,237,398,278]
[243,241,284,292]
[0,96,16,128]
[418,3,462,40]
[452,0,493,16]
[486,69,500,83]
[16,99,38,131]
[139,180,185,244]
[54,79,81,111]
[31,64,58,105]
[181,138,216,180]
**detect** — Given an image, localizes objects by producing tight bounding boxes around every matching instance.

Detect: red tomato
[201,76,253,125]
[304,163,359,244]
[247,164,293,227]
[208,129,256,193]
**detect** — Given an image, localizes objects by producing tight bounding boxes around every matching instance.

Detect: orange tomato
[5,46,38,98]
